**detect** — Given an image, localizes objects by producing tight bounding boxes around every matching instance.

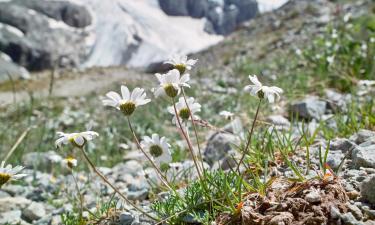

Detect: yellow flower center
[174,64,186,74]
[163,84,178,98]
[65,157,76,169]
[0,173,11,187]
[120,101,136,116]
[179,108,190,120]
[150,145,163,158]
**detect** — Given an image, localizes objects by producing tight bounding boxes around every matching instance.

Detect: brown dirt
[216,178,349,225]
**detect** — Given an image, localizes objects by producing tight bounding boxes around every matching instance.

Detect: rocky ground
[0,0,374,224]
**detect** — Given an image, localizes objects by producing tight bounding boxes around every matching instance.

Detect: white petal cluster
[141,134,172,166]
[102,85,151,115]
[164,55,197,73]
[0,161,27,187]
[244,75,283,103]
[168,97,201,125]
[154,69,190,98]
[219,110,234,120]
[55,131,99,148]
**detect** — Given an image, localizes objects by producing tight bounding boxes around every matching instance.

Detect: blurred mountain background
[0,0,287,81]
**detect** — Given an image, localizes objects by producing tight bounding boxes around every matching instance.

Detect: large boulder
[206,5,239,35]
[361,174,375,204]
[187,0,209,18]
[0,1,90,71]
[289,96,327,120]
[158,0,189,16]
[12,0,92,28]
[0,56,29,82]
[225,0,258,23]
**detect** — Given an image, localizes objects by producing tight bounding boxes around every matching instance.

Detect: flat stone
[330,138,357,153]
[0,197,31,213]
[119,212,135,225]
[22,201,46,222]
[360,175,375,204]
[0,210,22,224]
[289,96,327,120]
[350,130,375,144]
[352,145,375,169]
[305,191,321,203]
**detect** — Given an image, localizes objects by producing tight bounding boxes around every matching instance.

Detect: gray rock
[0,56,29,82]
[159,0,189,16]
[0,189,11,198]
[0,197,31,213]
[225,0,258,23]
[360,175,375,204]
[325,89,351,113]
[350,130,375,144]
[327,151,345,170]
[204,131,239,165]
[119,212,135,225]
[0,210,22,224]
[346,203,363,220]
[305,191,321,203]
[187,0,209,18]
[22,202,46,222]
[341,212,361,225]
[352,145,375,169]
[127,189,148,201]
[206,5,239,35]
[267,115,291,128]
[22,151,62,171]
[330,138,357,153]
[112,160,143,177]
[289,96,327,120]
[12,0,92,28]
[0,2,89,71]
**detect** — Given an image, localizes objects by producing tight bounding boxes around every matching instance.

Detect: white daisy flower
[62,156,78,169]
[141,134,172,167]
[219,110,234,120]
[154,69,190,98]
[244,75,283,103]
[102,85,151,116]
[0,161,27,187]
[164,55,198,74]
[55,131,99,148]
[168,97,201,125]
[327,55,335,65]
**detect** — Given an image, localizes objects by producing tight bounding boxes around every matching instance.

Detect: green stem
[172,99,203,181]
[181,88,205,172]
[79,147,158,221]
[236,99,262,172]
[126,117,173,190]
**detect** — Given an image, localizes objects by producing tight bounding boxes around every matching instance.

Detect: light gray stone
[360,175,375,204]
[289,96,327,120]
[0,210,22,224]
[119,212,135,225]
[204,131,239,165]
[350,130,375,144]
[352,145,375,169]
[305,191,321,203]
[0,197,31,213]
[330,138,357,153]
[22,202,46,222]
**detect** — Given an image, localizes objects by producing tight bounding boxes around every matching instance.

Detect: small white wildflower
[219,110,234,120]
[244,75,283,103]
[0,161,27,187]
[361,43,368,51]
[102,85,151,116]
[141,134,172,167]
[343,13,351,22]
[325,41,332,48]
[164,55,197,74]
[331,29,338,39]
[168,97,201,125]
[154,69,190,98]
[370,37,375,43]
[55,131,99,148]
[62,156,78,169]
[295,48,302,56]
[327,55,335,65]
